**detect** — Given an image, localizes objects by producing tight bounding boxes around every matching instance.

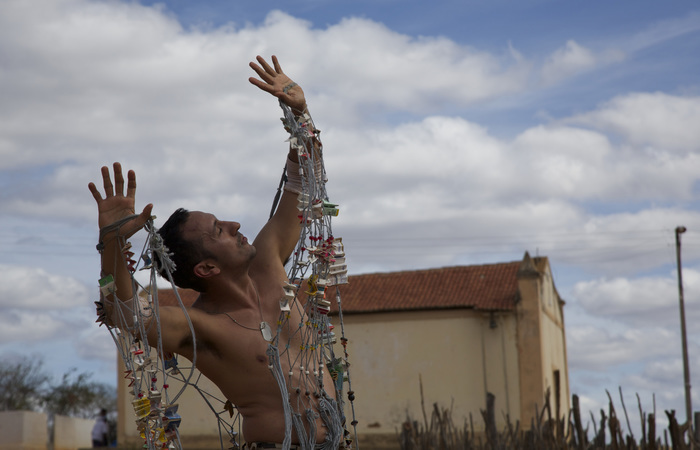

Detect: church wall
[480,311,521,424]
[538,268,571,420]
[515,258,570,428]
[340,308,521,442]
[515,271,545,428]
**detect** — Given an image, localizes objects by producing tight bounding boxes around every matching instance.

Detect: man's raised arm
[248,55,323,264]
[88,163,153,331]
[89,164,205,359]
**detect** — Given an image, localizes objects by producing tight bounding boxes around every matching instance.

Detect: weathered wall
[538,266,570,420]
[0,411,48,450]
[340,308,521,441]
[516,256,570,428]
[0,411,92,450]
[54,415,93,450]
[516,264,545,428]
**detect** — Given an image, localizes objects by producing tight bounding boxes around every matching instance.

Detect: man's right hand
[88,162,153,239]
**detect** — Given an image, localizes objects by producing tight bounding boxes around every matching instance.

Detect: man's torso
[179,273,336,444]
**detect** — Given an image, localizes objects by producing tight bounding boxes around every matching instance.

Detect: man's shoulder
[250,256,288,281]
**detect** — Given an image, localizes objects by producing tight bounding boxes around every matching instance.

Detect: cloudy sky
[1,0,700,436]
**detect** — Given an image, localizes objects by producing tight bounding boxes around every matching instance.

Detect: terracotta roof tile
[336,262,521,314]
[152,261,522,315]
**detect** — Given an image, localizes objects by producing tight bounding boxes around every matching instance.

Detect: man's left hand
[249,55,307,113]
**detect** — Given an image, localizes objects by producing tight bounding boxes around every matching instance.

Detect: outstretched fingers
[271,55,282,74]
[126,169,137,199]
[249,60,273,84]
[257,54,279,76]
[248,55,286,94]
[88,181,103,203]
[248,55,305,112]
[88,164,116,203]
[113,162,125,196]
[101,165,114,197]
[88,163,140,204]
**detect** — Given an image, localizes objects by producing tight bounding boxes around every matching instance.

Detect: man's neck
[192,274,258,314]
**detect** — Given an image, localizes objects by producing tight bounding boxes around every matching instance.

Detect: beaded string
[266,100,358,450]
[95,100,358,450]
[96,218,242,449]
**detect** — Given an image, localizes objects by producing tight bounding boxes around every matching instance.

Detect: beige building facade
[0,410,93,450]
[116,252,569,448]
[339,253,569,445]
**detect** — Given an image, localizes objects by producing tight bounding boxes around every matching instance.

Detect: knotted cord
[94,100,358,450]
[265,101,357,450]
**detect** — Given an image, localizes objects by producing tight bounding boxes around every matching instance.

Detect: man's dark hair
[155,208,210,292]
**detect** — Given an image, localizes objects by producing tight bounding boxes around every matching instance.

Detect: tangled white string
[95,101,359,450]
[97,218,242,449]
[267,102,358,450]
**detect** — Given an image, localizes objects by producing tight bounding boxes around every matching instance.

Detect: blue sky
[1,0,700,438]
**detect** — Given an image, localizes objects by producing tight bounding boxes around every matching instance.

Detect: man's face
[182,211,256,273]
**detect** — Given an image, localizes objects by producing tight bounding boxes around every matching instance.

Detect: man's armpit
[177,332,222,359]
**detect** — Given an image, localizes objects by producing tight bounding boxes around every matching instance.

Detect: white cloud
[625,10,700,53]
[328,116,509,212]
[0,0,696,301]
[572,267,700,324]
[567,325,678,371]
[540,40,624,86]
[0,0,535,230]
[0,309,76,343]
[315,16,530,110]
[2,1,696,253]
[631,359,684,387]
[541,40,597,85]
[75,326,118,363]
[0,1,534,175]
[567,93,700,152]
[511,125,614,198]
[0,265,90,310]
[620,351,700,412]
[0,263,101,349]
[566,262,700,429]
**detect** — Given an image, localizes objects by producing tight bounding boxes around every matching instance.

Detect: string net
[95,102,359,450]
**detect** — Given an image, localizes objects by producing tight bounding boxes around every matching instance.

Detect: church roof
[336,262,522,314]
[153,260,526,315]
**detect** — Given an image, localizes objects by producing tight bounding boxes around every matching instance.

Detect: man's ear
[194,260,220,279]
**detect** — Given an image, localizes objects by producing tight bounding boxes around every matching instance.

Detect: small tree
[43,369,116,419]
[0,355,116,418]
[0,356,50,411]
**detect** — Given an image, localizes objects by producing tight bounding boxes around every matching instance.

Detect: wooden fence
[399,389,697,450]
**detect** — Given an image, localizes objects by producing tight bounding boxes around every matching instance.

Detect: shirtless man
[89,56,341,449]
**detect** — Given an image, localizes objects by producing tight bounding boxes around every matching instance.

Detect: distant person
[91,408,109,447]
